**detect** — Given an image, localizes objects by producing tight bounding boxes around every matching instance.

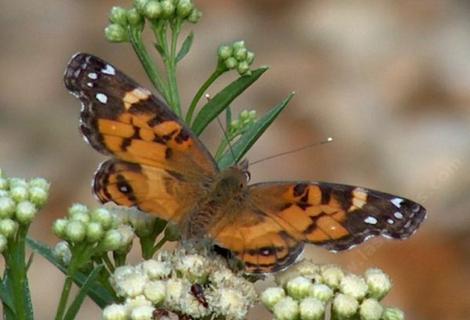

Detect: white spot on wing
[88,72,98,79]
[387,219,394,224]
[86,82,93,88]
[394,211,404,219]
[391,198,404,208]
[96,93,108,104]
[102,64,116,75]
[364,216,378,225]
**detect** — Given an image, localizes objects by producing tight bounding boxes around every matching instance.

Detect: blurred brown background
[1,0,469,319]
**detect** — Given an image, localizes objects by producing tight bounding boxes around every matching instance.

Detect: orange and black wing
[212,182,426,273]
[64,53,218,222]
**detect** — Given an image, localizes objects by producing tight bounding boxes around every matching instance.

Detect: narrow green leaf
[176,32,194,63]
[154,42,165,57]
[26,238,114,308]
[225,106,232,128]
[63,265,103,320]
[0,282,16,317]
[191,67,269,135]
[217,92,294,169]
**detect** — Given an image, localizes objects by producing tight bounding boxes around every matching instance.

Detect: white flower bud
[117,225,135,248]
[0,197,15,218]
[339,274,368,300]
[105,24,129,43]
[165,278,187,306]
[180,290,209,318]
[299,297,325,320]
[382,307,405,320]
[90,208,113,230]
[321,265,344,288]
[237,61,250,75]
[224,57,238,70]
[175,254,209,282]
[360,298,384,320]
[0,234,8,252]
[0,218,18,238]
[52,218,68,238]
[273,296,299,320]
[28,178,50,191]
[125,295,152,312]
[140,259,171,280]
[102,229,123,251]
[286,276,313,300]
[309,283,333,302]
[114,270,148,298]
[143,281,166,304]
[53,241,72,265]
[176,0,193,18]
[232,40,245,50]
[64,220,86,243]
[10,186,29,202]
[261,287,285,310]
[160,0,175,18]
[86,222,104,243]
[69,210,90,224]
[130,305,155,320]
[28,187,48,208]
[16,201,38,225]
[9,178,27,189]
[218,45,233,60]
[144,1,162,19]
[103,304,128,320]
[364,268,392,300]
[68,203,88,217]
[214,287,249,320]
[332,294,359,319]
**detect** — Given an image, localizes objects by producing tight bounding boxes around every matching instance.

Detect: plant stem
[128,27,169,100]
[186,67,225,125]
[151,235,169,256]
[166,20,182,116]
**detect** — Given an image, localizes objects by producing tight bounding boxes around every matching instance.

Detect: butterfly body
[65,53,426,273]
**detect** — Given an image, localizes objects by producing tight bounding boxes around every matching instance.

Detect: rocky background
[1,1,469,319]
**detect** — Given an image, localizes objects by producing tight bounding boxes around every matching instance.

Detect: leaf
[0,282,16,317]
[225,106,232,128]
[176,32,194,63]
[217,92,295,169]
[154,42,165,57]
[26,238,114,308]
[191,67,269,135]
[64,265,103,320]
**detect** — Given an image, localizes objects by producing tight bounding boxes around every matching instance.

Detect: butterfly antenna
[215,116,237,163]
[250,137,334,166]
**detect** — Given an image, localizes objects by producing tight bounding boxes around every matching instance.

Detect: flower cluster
[52,204,135,265]
[218,41,256,75]
[105,0,201,43]
[0,169,49,252]
[103,248,257,320]
[261,260,405,320]
[228,109,257,136]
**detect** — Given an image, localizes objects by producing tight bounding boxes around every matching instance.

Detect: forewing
[249,182,426,251]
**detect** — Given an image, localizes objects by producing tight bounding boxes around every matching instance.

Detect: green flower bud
[273,296,299,320]
[0,197,15,218]
[224,57,238,70]
[90,208,113,230]
[10,186,29,202]
[248,110,256,119]
[339,274,368,300]
[9,178,27,189]
[68,203,88,216]
[102,229,123,251]
[86,222,104,243]
[0,234,7,253]
[332,294,359,319]
[28,177,50,191]
[130,305,155,320]
[109,6,128,26]
[177,0,193,18]
[134,0,150,12]
[52,218,68,238]
[364,268,392,300]
[0,178,8,190]
[237,61,250,75]
[105,24,128,43]
[29,187,48,208]
[382,307,405,320]
[359,299,383,320]
[144,1,162,19]
[127,8,145,27]
[143,280,166,304]
[160,0,175,18]
[187,8,202,23]
[218,45,233,60]
[309,283,333,303]
[230,119,240,130]
[286,276,313,300]
[53,241,72,265]
[16,201,37,225]
[65,220,86,243]
[234,47,247,61]
[246,51,255,64]
[232,40,245,50]
[103,304,128,320]
[261,287,286,310]
[117,225,134,248]
[69,211,90,224]
[0,219,18,238]
[321,265,344,288]
[240,110,249,119]
[300,297,325,320]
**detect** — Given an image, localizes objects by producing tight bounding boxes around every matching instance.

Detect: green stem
[140,236,156,260]
[101,254,115,274]
[186,67,226,125]
[166,20,182,116]
[128,27,169,100]
[4,226,31,320]
[150,235,169,256]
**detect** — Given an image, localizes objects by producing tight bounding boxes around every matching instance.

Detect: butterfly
[64,53,426,273]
